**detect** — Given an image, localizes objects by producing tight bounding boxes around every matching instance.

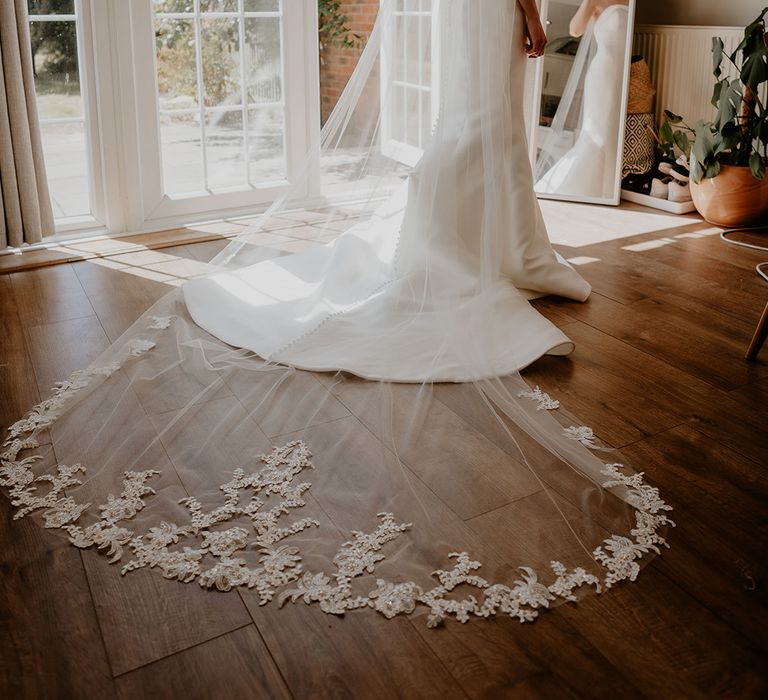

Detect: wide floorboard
[1,202,766,698]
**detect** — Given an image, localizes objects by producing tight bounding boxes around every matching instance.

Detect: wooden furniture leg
[746,301,768,361]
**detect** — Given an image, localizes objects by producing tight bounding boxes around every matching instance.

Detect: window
[153,0,287,197]
[131,0,319,223]
[23,0,320,236]
[28,0,92,222]
[381,0,440,166]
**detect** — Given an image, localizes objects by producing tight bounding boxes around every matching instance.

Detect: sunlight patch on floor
[541,199,707,247]
[674,228,721,239]
[84,250,210,286]
[621,237,678,252]
[565,256,601,266]
[621,227,721,252]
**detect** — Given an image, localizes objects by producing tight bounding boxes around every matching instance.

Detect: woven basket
[627,58,656,114]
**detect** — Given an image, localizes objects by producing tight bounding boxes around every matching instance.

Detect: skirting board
[620,189,697,214]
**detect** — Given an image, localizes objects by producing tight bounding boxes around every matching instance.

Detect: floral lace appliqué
[0,331,673,628]
[148,315,175,330]
[518,386,560,410]
[563,425,600,449]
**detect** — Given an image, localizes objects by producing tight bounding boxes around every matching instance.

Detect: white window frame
[380,0,441,167]
[28,0,101,232]
[48,0,321,238]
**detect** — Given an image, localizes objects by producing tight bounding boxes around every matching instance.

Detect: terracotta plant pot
[690,164,768,227]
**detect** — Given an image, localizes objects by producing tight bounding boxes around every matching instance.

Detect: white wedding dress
[535,3,629,198]
[184,4,591,382]
[1,0,671,629]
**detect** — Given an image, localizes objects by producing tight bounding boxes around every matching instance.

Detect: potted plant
[656,8,768,226]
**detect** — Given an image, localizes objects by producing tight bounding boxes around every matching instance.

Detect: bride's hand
[524,15,547,58]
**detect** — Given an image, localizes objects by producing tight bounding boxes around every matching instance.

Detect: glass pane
[244,17,282,104]
[406,88,419,146]
[200,0,238,11]
[152,0,194,14]
[419,12,431,84]
[420,90,432,146]
[405,14,419,84]
[244,0,280,11]
[393,15,406,82]
[160,112,204,194]
[28,0,74,14]
[40,121,89,217]
[201,18,241,108]
[205,109,245,189]
[248,107,285,182]
[30,20,82,119]
[391,84,406,142]
[155,18,198,110]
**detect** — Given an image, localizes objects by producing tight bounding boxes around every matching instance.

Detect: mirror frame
[529,0,637,206]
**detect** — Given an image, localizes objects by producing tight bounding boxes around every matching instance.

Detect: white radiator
[632,24,744,128]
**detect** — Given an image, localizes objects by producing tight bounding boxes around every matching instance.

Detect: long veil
[533,21,596,185]
[1,0,671,627]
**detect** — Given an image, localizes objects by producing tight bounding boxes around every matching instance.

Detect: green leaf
[733,7,767,56]
[741,46,768,90]
[659,120,674,144]
[711,79,725,108]
[704,160,722,179]
[750,151,766,180]
[691,121,720,182]
[712,129,725,155]
[663,109,683,124]
[673,130,690,154]
[714,79,741,130]
[759,120,768,145]
[689,151,705,184]
[744,6,768,35]
[712,37,724,77]
[720,121,742,151]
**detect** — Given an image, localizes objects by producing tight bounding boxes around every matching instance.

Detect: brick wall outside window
[319,1,380,123]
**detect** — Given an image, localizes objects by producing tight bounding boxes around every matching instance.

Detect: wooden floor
[1,202,767,699]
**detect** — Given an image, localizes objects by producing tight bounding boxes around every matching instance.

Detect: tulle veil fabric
[1,0,671,627]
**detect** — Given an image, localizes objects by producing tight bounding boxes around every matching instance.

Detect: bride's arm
[569,0,596,37]
[517,0,547,58]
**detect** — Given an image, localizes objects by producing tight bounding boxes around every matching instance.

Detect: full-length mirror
[531,0,636,204]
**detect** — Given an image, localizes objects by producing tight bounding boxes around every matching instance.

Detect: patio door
[26,0,320,236]
[380,0,440,167]
[130,0,320,224]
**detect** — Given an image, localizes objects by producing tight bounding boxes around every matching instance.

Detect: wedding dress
[535,3,629,198]
[1,0,671,628]
[183,1,591,380]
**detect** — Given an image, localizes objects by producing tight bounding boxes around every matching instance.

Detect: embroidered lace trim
[517,386,560,411]
[1,322,674,626]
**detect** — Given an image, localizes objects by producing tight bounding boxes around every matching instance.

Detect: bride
[184,0,592,382]
[1,0,671,627]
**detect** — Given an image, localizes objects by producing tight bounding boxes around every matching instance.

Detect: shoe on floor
[650,177,670,199]
[670,156,690,183]
[659,155,690,183]
[668,180,692,202]
[658,161,674,176]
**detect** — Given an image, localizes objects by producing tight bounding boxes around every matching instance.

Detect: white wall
[635,0,765,27]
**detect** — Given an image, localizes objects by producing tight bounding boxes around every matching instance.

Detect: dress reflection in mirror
[534,0,631,202]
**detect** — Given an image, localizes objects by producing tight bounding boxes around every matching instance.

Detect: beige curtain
[0,0,55,248]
